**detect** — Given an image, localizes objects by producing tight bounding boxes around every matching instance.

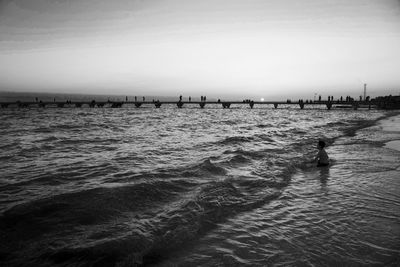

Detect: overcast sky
[0,0,399,99]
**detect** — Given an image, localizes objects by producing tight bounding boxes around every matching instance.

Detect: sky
[0,0,399,99]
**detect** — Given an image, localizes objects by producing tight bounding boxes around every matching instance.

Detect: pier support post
[222,102,231,108]
[274,103,278,109]
[155,102,162,108]
[199,102,206,108]
[111,102,123,108]
[352,103,358,110]
[75,103,82,108]
[39,102,46,108]
[299,103,305,109]
[177,101,184,108]
[57,103,64,108]
[326,103,332,110]
[135,103,142,108]
[249,101,254,109]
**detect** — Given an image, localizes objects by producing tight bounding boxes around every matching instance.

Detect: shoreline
[380,113,400,152]
[385,140,400,152]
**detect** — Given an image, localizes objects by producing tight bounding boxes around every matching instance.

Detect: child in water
[315,140,329,167]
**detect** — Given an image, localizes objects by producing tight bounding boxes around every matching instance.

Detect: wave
[0,174,283,266]
[223,148,282,160]
[256,123,274,128]
[216,136,255,145]
[227,154,251,165]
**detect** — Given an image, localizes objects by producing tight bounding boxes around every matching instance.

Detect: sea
[0,97,399,266]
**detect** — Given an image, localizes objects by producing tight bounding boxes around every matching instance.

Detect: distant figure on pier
[143,96,145,102]
[179,95,182,101]
[204,96,207,101]
[35,97,38,102]
[201,96,204,102]
[126,96,128,102]
[189,96,191,102]
[135,96,137,102]
[53,98,56,102]
[314,140,329,167]
[319,95,321,102]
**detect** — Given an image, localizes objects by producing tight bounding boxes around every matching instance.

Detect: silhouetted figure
[204,96,207,101]
[319,95,321,102]
[201,96,204,102]
[340,96,343,102]
[189,96,191,102]
[135,96,137,102]
[218,99,221,103]
[126,96,128,102]
[314,140,329,167]
[179,95,182,101]
[35,97,38,102]
[143,96,145,102]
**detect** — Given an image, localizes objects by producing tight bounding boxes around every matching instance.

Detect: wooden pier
[0,100,379,110]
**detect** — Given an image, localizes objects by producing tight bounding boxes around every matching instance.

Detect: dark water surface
[0,106,399,266]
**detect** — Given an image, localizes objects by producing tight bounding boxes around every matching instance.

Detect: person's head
[318,140,326,149]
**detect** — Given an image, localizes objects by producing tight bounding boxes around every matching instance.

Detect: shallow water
[0,105,399,266]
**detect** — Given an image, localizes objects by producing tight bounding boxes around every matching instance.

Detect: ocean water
[0,105,399,266]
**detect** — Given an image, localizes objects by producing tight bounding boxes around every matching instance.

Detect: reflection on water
[318,166,330,186]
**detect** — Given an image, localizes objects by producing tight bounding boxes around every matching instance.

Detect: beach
[0,105,399,266]
[382,115,400,152]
